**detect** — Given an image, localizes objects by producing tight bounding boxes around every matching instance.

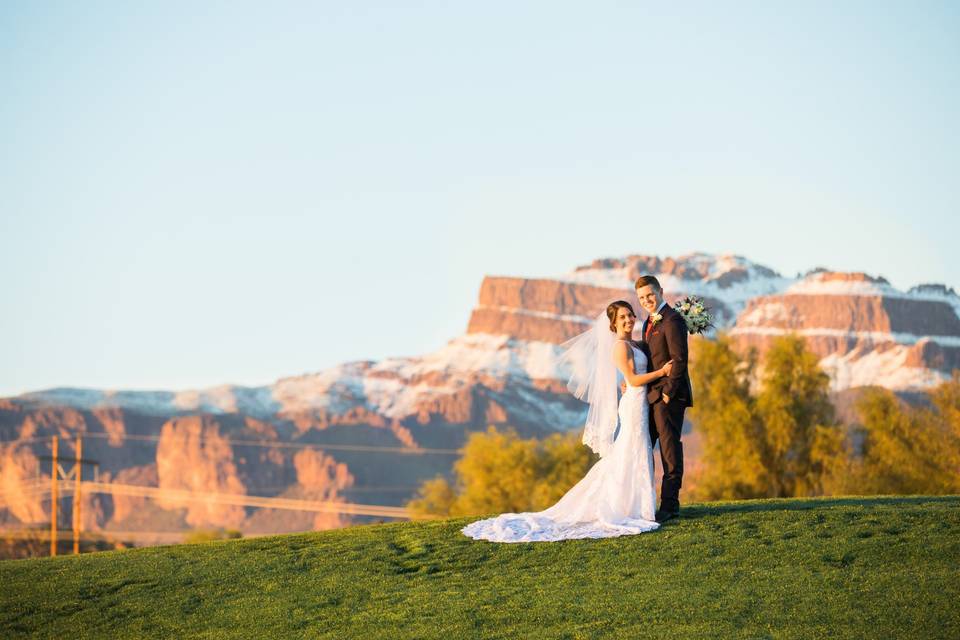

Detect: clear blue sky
[2,1,958,396]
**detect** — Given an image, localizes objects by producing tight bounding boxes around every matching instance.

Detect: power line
[0,436,51,446]
[2,481,429,520]
[0,432,463,455]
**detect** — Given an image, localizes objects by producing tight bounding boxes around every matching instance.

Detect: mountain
[2,253,957,540]
[729,271,960,390]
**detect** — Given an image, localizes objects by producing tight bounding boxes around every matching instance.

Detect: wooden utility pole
[50,435,58,557]
[73,436,82,554]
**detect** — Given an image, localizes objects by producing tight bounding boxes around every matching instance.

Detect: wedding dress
[460,341,659,542]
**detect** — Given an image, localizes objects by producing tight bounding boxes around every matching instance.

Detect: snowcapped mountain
[14,253,960,426]
[16,333,586,435]
[729,271,960,391]
[558,252,794,322]
[3,252,957,538]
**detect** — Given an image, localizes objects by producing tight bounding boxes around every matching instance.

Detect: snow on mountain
[820,344,951,392]
[11,254,959,423]
[729,270,960,391]
[17,334,586,432]
[5,252,956,539]
[557,252,795,323]
[270,333,583,428]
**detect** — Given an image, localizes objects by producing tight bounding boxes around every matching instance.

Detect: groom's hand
[620,381,627,394]
[663,393,671,405]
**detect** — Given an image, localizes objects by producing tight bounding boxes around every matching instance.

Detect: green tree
[929,372,960,474]
[530,431,598,507]
[450,426,540,516]
[406,476,457,518]
[407,426,595,518]
[688,334,766,499]
[849,374,960,495]
[183,529,243,544]
[689,333,848,499]
[754,334,847,497]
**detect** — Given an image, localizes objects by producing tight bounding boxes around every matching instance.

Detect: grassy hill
[2,496,959,639]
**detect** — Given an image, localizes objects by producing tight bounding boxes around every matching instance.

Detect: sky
[2,1,958,397]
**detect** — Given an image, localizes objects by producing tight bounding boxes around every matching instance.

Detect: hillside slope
[2,496,958,639]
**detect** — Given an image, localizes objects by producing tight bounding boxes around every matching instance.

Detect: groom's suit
[641,303,692,513]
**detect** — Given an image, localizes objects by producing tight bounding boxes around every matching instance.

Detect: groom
[635,275,693,523]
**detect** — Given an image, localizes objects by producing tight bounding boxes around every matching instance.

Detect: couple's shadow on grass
[678,494,958,521]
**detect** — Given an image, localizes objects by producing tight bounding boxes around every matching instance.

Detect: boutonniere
[650,312,663,325]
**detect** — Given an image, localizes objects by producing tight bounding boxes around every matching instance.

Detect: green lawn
[2,496,959,639]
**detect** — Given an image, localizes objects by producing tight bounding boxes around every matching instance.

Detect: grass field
[2,496,959,639]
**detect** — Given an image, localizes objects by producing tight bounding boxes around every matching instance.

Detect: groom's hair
[634,275,662,291]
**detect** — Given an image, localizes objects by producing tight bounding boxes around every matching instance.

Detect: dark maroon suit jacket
[640,303,693,407]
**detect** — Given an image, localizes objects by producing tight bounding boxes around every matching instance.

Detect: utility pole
[50,435,58,557]
[73,436,82,554]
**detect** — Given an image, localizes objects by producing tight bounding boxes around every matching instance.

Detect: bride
[461,300,673,542]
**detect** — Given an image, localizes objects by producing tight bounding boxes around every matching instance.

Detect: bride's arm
[613,341,672,387]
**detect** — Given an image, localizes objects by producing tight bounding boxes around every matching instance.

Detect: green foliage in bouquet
[675,295,714,334]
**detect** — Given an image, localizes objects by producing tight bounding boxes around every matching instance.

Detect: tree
[688,334,766,499]
[848,374,960,495]
[406,476,457,518]
[450,426,541,516]
[754,334,847,497]
[407,426,595,518]
[688,333,848,500]
[929,372,960,475]
[529,431,598,508]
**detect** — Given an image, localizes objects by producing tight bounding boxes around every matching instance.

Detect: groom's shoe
[655,509,679,524]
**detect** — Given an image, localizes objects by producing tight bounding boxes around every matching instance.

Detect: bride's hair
[606,300,636,332]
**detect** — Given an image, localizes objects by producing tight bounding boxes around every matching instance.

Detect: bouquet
[675,295,714,334]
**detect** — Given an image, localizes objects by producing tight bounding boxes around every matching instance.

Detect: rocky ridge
[2,253,956,539]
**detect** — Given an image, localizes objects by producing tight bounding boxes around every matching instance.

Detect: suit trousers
[650,399,686,512]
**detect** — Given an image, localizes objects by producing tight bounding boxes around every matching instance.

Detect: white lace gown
[461,342,659,542]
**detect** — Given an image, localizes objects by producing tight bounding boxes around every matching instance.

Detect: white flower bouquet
[675,295,714,334]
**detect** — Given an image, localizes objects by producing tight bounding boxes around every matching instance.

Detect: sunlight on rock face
[156,416,247,528]
[293,449,355,530]
[0,444,46,523]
